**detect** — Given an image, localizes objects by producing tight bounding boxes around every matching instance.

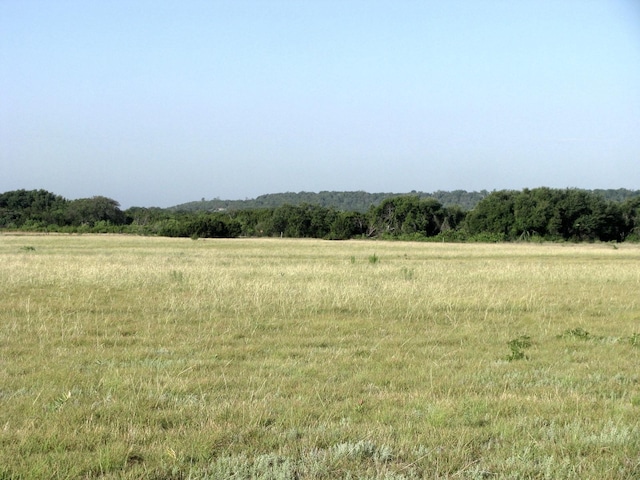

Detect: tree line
[172,188,640,213]
[2,188,639,242]
[171,190,492,212]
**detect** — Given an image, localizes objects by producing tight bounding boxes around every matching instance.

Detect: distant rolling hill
[169,188,640,213]
[169,190,490,213]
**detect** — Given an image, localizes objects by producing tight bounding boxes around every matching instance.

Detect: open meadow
[1,235,639,479]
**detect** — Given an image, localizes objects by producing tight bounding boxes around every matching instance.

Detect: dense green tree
[440,205,467,232]
[65,196,125,226]
[466,188,627,242]
[266,204,337,238]
[512,188,557,238]
[229,209,273,237]
[328,211,368,239]
[156,218,189,237]
[184,214,241,238]
[124,206,170,226]
[368,196,445,238]
[0,189,68,228]
[464,190,517,238]
[597,201,626,242]
[621,197,640,240]
[548,189,618,241]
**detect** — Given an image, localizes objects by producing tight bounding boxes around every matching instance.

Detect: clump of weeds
[559,327,591,340]
[506,335,532,361]
[401,267,415,280]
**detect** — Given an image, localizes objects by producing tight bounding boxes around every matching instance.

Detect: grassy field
[1,235,639,479]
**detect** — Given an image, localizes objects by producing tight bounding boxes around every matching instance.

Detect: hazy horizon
[2,0,639,209]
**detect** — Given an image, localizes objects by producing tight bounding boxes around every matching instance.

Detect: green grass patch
[1,236,640,478]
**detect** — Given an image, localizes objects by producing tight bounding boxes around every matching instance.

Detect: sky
[2,1,639,208]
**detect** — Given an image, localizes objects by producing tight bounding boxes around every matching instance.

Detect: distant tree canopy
[369,196,445,237]
[0,189,68,228]
[1,188,639,242]
[65,196,126,227]
[169,188,640,214]
[0,190,126,230]
[170,190,491,213]
[465,188,629,242]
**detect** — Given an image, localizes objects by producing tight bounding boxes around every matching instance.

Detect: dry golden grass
[1,235,639,478]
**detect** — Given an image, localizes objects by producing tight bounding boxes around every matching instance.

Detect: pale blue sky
[2,0,639,208]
